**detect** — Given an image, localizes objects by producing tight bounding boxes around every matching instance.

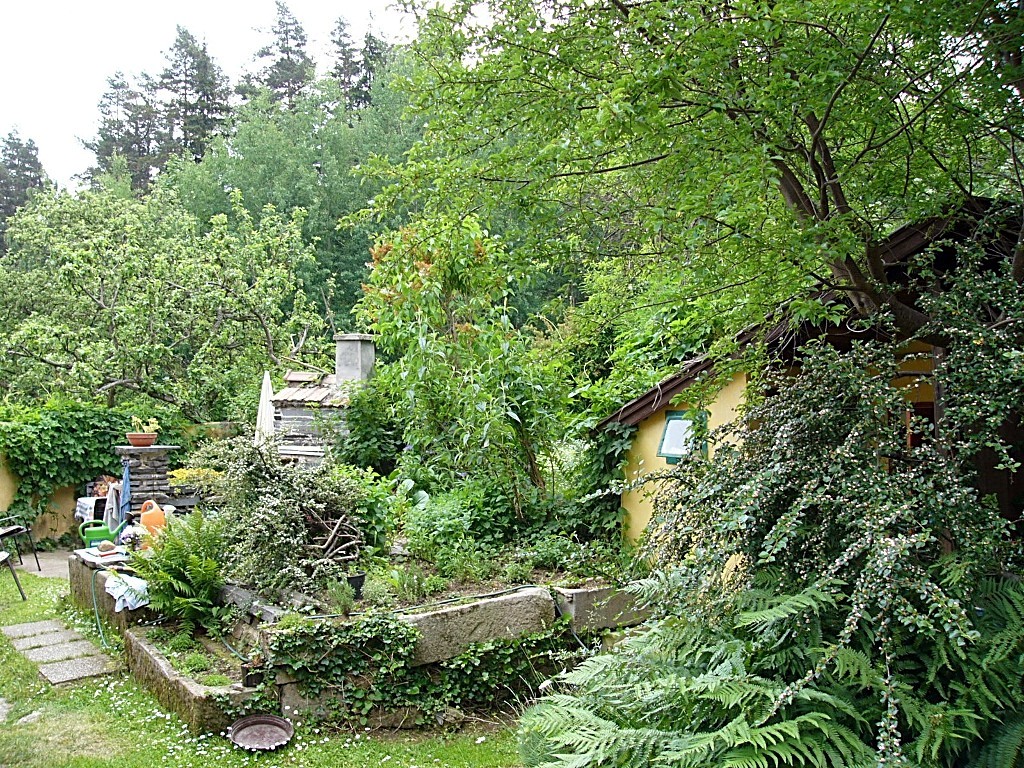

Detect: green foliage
[181,652,211,675]
[185,438,374,595]
[166,60,423,322]
[325,579,355,615]
[571,423,634,538]
[329,379,402,477]
[1,185,325,421]
[129,510,229,635]
[521,329,1024,766]
[267,612,589,725]
[359,573,396,608]
[356,215,571,526]
[0,401,127,524]
[199,673,233,688]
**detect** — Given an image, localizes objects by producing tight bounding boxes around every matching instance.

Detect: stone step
[1,620,64,639]
[11,629,82,651]
[23,639,98,664]
[3,619,118,685]
[38,655,120,685]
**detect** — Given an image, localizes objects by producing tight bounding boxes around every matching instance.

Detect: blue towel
[118,460,132,525]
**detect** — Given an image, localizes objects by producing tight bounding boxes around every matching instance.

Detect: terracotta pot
[126,432,158,447]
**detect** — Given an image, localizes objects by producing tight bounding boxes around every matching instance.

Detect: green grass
[0,571,521,768]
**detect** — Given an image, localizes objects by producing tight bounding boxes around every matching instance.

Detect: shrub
[129,510,230,635]
[181,652,211,674]
[184,438,371,595]
[520,338,1024,767]
[360,574,396,607]
[325,579,355,615]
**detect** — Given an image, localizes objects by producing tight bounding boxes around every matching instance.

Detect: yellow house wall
[0,454,78,540]
[622,373,748,541]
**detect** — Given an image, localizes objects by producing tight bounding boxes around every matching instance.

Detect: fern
[968,714,1024,768]
[129,510,228,635]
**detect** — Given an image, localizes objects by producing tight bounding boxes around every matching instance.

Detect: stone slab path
[2,619,118,684]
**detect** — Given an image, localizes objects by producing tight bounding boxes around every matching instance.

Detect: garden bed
[70,551,648,732]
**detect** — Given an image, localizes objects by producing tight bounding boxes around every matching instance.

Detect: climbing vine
[0,401,129,524]
[265,611,589,725]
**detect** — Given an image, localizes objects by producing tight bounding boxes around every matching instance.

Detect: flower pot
[126,432,158,447]
[346,571,366,600]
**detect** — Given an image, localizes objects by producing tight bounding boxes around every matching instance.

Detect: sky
[0,0,414,187]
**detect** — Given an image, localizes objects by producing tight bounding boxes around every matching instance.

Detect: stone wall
[114,445,178,514]
[124,628,257,733]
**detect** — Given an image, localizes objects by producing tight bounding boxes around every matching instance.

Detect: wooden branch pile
[306,507,362,564]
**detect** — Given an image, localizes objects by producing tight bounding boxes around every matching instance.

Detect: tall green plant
[356,215,568,520]
[521,331,1024,767]
[130,510,229,635]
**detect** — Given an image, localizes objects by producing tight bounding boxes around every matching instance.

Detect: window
[657,410,708,464]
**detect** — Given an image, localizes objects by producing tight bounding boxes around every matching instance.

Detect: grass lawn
[0,570,522,768]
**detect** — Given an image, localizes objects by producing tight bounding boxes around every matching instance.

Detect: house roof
[597,200,1006,429]
[271,372,350,407]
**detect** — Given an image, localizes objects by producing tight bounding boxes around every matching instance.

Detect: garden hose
[90,567,111,650]
[219,634,249,662]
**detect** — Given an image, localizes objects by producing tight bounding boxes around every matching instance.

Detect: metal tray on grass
[227,714,294,751]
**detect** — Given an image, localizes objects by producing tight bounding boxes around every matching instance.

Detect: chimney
[334,333,375,383]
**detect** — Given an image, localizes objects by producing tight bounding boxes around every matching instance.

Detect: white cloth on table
[75,497,103,524]
[104,572,149,612]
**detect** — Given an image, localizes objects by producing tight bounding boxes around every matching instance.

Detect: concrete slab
[13,549,73,579]
[23,639,98,664]
[11,629,83,651]
[552,584,650,633]
[1,620,64,639]
[38,655,118,685]
[399,586,556,666]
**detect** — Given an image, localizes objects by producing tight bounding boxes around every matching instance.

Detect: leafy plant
[520,336,1024,767]
[325,579,355,615]
[130,416,160,433]
[129,509,229,635]
[185,438,372,595]
[181,652,211,674]
[360,574,396,607]
[0,401,129,524]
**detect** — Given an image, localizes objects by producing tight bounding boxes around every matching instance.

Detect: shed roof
[271,372,350,407]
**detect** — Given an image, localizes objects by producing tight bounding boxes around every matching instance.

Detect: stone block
[23,639,97,663]
[399,587,555,666]
[1,620,64,639]
[552,584,650,633]
[11,629,82,650]
[38,655,118,685]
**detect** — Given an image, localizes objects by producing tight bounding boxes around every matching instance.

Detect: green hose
[90,567,111,649]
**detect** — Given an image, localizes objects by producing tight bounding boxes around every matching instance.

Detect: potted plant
[126,416,160,447]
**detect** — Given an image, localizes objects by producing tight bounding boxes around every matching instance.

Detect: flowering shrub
[522,325,1024,767]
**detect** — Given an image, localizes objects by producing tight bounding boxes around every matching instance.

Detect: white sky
[0,1,414,187]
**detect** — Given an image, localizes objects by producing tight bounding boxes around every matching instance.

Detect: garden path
[2,619,119,684]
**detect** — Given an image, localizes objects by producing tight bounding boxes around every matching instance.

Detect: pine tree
[351,31,392,108]
[84,72,163,190]
[0,131,48,255]
[243,1,315,108]
[158,26,230,162]
[330,17,360,108]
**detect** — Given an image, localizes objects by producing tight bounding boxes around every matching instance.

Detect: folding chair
[1,550,27,600]
[0,517,41,571]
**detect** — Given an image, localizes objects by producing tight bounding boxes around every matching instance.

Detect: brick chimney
[334,333,375,383]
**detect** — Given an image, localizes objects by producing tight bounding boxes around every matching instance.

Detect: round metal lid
[227,714,295,751]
